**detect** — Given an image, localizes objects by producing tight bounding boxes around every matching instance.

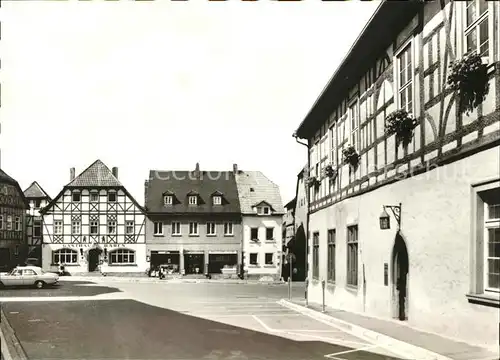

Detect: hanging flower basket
[447,52,489,115]
[342,146,360,169]
[306,176,320,188]
[324,164,338,179]
[385,109,418,148]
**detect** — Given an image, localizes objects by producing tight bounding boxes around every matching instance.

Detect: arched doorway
[391,233,409,321]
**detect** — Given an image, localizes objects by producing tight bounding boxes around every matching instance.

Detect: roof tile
[235,171,285,215]
[68,160,122,187]
[24,181,51,199]
[146,170,241,214]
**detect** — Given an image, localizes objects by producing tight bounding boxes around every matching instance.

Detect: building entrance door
[184,253,204,274]
[392,234,409,321]
[88,249,100,272]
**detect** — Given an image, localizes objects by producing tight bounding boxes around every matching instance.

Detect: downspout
[293,132,310,299]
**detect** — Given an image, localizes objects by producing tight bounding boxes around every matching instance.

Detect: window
[349,101,359,149]
[14,217,21,231]
[224,222,233,235]
[90,192,99,202]
[347,225,359,287]
[6,216,12,230]
[213,196,221,205]
[250,227,259,240]
[257,206,270,215]
[109,249,135,265]
[108,220,116,234]
[71,221,81,234]
[22,269,36,276]
[164,195,173,205]
[108,192,116,202]
[397,43,413,113]
[207,222,216,235]
[265,253,274,265]
[266,227,274,241]
[329,125,336,166]
[72,192,81,202]
[189,222,198,235]
[465,0,489,58]
[34,220,42,237]
[153,222,163,235]
[34,199,41,208]
[53,249,78,264]
[172,222,181,235]
[0,215,3,230]
[249,253,258,265]
[90,221,98,235]
[126,221,134,234]
[54,220,63,235]
[484,190,500,292]
[189,196,197,205]
[312,232,319,280]
[328,229,336,282]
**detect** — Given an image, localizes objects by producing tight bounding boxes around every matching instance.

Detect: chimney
[112,167,118,179]
[144,180,149,206]
[233,163,238,174]
[70,167,75,181]
[194,162,200,177]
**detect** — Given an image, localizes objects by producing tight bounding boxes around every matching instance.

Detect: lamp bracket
[383,203,402,229]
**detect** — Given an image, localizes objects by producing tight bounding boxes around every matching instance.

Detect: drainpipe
[293,132,310,302]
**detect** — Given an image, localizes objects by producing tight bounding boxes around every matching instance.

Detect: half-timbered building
[40,160,147,274]
[0,169,29,271]
[145,163,243,277]
[294,0,500,348]
[235,167,284,281]
[24,181,51,266]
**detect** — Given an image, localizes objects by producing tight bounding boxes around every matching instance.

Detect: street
[0,280,405,360]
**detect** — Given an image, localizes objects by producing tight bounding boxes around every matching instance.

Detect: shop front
[150,250,180,274]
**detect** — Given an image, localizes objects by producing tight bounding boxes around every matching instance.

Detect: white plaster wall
[42,243,148,274]
[242,216,282,277]
[307,147,500,348]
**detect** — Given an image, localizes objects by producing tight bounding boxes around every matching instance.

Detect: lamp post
[379,203,402,230]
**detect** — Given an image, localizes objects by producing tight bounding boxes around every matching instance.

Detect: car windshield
[8,269,20,275]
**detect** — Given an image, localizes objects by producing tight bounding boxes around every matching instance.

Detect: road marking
[284,331,370,345]
[324,345,380,358]
[252,315,275,332]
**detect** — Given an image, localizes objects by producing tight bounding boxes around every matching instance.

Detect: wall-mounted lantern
[379,203,402,230]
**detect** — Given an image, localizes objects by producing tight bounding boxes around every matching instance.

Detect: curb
[0,307,28,360]
[64,277,286,285]
[278,299,454,360]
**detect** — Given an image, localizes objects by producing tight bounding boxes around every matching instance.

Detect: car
[0,266,59,289]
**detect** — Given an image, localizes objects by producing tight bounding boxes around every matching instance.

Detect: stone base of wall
[245,274,280,281]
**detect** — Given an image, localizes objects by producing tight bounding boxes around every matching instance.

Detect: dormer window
[189,195,197,205]
[257,206,270,215]
[213,196,222,205]
[164,195,173,205]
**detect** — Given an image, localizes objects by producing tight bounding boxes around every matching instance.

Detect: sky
[0,0,379,205]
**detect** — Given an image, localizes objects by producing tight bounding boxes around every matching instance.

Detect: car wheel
[34,280,45,289]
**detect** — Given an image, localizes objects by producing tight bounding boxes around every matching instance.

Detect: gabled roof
[40,160,144,215]
[235,171,285,215]
[0,168,30,209]
[67,160,122,187]
[285,198,297,210]
[211,190,223,196]
[162,190,175,195]
[146,170,241,214]
[252,200,275,211]
[24,181,51,200]
[0,169,17,186]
